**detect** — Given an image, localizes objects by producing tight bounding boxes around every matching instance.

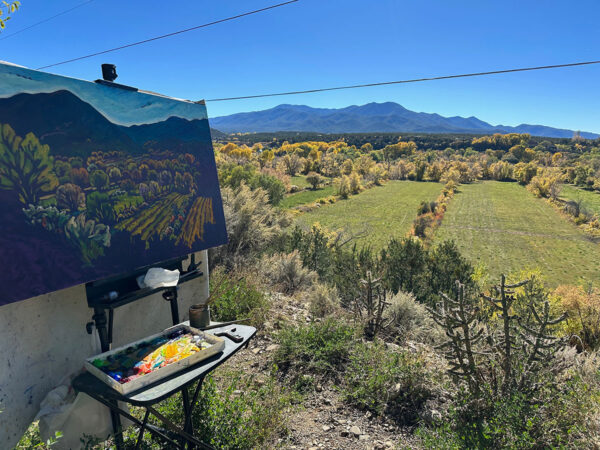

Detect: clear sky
[1,0,599,133]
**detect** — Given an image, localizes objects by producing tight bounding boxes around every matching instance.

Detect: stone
[266,344,279,352]
[359,434,370,441]
[252,348,261,355]
[384,441,394,448]
[323,398,332,405]
[349,425,361,436]
[322,425,331,432]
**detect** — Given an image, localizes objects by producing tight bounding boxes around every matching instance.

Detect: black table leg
[181,386,192,448]
[145,404,214,450]
[134,409,150,450]
[85,392,183,449]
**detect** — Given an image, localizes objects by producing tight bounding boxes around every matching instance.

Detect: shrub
[260,250,317,294]
[210,184,290,269]
[349,171,362,194]
[156,370,291,450]
[527,174,561,198]
[383,290,443,345]
[307,282,340,318]
[336,175,351,198]
[209,268,270,328]
[252,173,286,206]
[274,318,355,385]
[417,200,437,215]
[412,214,433,238]
[305,172,323,190]
[552,284,600,350]
[343,341,436,424]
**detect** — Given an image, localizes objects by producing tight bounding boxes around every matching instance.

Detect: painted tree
[56,183,85,211]
[70,167,89,187]
[0,124,58,205]
[89,169,109,190]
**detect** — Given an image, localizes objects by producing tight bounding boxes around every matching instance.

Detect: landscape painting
[0,62,227,306]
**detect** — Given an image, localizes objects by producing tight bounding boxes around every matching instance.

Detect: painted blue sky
[0,62,208,126]
[1,0,599,133]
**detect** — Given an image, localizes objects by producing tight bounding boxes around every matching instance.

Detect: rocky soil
[221,294,423,450]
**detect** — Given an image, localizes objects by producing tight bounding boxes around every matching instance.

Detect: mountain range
[0,90,214,157]
[210,102,599,139]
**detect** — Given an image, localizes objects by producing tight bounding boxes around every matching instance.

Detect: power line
[0,0,95,41]
[205,59,600,102]
[36,0,298,70]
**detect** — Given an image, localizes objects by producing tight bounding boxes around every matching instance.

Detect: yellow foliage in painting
[177,197,215,248]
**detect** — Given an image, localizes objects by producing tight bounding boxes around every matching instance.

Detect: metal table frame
[73,323,256,449]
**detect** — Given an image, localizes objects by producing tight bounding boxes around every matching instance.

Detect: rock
[384,441,394,448]
[349,425,361,437]
[266,344,279,352]
[359,434,370,441]
[252,348,261,355]
[323,398,332,405]
[315,384,323,392]
[322,425,331,432]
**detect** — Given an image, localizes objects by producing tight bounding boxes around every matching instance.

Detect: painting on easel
[0,61,227,306]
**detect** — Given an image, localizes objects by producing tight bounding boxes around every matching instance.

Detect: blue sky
[1,0,599,133]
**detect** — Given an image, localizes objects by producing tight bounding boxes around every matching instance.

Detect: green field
[280,185,337,209]
[435,181,600,286]
[290,175,311,189]
[298,181,442,249]
[560,184,600,217]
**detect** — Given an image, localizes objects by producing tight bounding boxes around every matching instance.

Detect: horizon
[210,101,599,137]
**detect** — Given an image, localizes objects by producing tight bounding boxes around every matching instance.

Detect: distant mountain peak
[210,102,598,139]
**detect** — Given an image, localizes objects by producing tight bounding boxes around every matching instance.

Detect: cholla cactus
[428,281,486,395]
[482,275,567,393]
[429,275,568,399]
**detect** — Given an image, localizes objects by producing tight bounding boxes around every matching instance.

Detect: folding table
[73,323,256,449]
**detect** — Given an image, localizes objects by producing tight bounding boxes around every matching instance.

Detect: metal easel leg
[92,307,124,449]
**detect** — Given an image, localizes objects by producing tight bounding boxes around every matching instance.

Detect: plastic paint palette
[85,324,225,394]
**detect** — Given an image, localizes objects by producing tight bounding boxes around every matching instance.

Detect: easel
[84,253,203,448]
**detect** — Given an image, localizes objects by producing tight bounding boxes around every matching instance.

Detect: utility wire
[36,0,298,70]
[205,60,600,102]
[0,0,95,41]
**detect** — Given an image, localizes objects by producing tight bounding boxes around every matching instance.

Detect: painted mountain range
[210,102,599,139]
[0,90,216,157]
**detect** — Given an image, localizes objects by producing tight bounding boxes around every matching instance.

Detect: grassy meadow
[298,181,442,249]
[435,181,600,286]
[280,185,336,209]
[560,184,600,216]
[290,175,312,189]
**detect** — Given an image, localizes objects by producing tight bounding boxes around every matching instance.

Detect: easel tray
[85,324,225,395]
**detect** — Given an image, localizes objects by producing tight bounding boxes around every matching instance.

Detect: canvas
[0,62,227,306]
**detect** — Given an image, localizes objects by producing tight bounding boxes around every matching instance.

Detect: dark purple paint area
[0,191,88,302]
